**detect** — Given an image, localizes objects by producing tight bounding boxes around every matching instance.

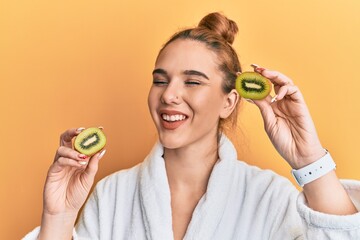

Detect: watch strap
[291,150,336,187]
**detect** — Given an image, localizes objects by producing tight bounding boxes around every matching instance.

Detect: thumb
[85,149,106,178]
[252,95,277,132]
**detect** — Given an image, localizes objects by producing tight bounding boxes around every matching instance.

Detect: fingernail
[251,64,265,73]
[236,71,242,76]
[79,161,88,165]
[78,154,88,159]
[245,98,255,104]
[98,149,106,159]
[98,126,104,130]
[250,64,259,69]
[271,95,278,103]
[76,127,85,133]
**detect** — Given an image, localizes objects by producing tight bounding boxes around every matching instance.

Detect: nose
[160,81,182,105]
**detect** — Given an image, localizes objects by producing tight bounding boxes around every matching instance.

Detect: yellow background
[1,0,359,238]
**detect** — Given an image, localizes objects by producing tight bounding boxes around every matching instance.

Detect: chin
[158,133,186,150]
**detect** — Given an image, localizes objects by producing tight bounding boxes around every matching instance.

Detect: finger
[85,149,106,177]
[244,98,255,104]
[252,95,277,131]
[274,84,304,103]
[253,66,293,86]
[59,127,85,148]
[56,156,88,168]
[55,146,89,163]
[262,70,293,86]
[253,94,272,109]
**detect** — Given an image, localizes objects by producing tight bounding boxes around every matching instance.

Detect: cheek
[148,88,159,114]
[191,91,224,118]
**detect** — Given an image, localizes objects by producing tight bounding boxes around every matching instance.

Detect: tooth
[161,113,187,122]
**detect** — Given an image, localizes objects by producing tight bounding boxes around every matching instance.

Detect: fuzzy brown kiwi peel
[235,72,272,100]
[74,127,106,156]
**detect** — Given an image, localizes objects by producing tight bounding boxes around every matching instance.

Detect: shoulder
[219,135,298,196]
[233,159,298,196]
[230,160,300,228]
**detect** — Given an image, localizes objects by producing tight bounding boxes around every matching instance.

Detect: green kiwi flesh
[74,127,106,156]
[235,72,272,100]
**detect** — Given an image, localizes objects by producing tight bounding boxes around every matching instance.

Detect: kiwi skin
[235,72,272,100]
[74,127,106,156]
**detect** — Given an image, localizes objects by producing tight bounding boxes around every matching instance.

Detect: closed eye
[185,80,201,86]
[153,79,168,85]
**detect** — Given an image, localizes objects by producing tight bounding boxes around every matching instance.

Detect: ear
[220,89,239,119]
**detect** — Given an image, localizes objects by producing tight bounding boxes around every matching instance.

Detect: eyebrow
[152,68,167,75]
[184,70,209,80]
[152,68,209,80]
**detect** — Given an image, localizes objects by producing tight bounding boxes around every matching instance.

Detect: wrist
[42,210,78,221]
[291,149,336,187]
[293,147,325,169]
[39,211,78,240]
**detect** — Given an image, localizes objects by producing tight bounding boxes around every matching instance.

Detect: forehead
[155,39,219,76]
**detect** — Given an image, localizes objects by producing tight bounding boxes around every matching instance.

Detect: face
[148,39,236,150]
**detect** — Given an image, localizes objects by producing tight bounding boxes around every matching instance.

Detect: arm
[268,178,360,239]
[38,128,105,240]
[303,170,357,214]
[250,65,357,215]
[39,212,78,240]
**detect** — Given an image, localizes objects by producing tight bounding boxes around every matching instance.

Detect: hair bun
[198,12,238,44]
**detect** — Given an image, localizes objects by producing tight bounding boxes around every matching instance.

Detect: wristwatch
[291,150,336,187]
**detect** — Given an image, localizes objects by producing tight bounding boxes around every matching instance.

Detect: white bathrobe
[24,136,360,239]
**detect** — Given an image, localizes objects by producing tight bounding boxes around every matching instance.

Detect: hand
[249,66,324,169]
[43,128,106,215]
[246,66,357,215]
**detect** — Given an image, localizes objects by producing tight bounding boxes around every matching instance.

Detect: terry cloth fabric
[23,135,360,239]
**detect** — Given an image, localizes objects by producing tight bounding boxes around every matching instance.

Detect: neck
[164,134,219,193]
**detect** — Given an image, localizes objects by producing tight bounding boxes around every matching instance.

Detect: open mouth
[161,114,187,122]
[160,113,188,130]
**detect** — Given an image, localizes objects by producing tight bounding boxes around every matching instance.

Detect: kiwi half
[235,72,272,100]
[74,127,106,156]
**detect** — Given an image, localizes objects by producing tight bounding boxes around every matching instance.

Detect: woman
[24,12,360,240]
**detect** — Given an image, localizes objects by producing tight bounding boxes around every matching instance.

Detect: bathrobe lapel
[184,136,237,239]
[138,136,237,240]
[139,142,174,239]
